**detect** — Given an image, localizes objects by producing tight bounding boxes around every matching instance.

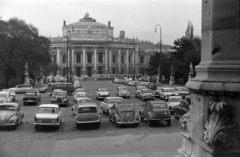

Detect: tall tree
[0,18,51,87]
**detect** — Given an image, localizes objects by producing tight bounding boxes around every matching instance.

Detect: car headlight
[8,117,15,123]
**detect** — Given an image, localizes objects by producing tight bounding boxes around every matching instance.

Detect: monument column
[82,49,86,75]
[178,0,240,157]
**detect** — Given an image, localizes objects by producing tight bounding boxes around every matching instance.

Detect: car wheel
[56,125,60,130]
[35,125,39,131]
[106,109,109,115]
[174,113,179,120]
[135,123,139,127]
[96,122,100,128]
[147,120,152,127]
[12,120,18,130]
[76,123,80,129]
[167,120,171,126]
[141,116,144,122]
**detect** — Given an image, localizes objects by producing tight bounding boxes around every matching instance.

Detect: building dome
[62,13,113,40]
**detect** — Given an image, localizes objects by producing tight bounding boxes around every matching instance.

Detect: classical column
[178,1,240,157]
[109,50,112,73]
[94,49,97,74]
[57,49,60,64]
[118,50,121,76]
[105,49,108,73]
[71,49,75,75]
[126,50,129,74]
[82,49,86,75]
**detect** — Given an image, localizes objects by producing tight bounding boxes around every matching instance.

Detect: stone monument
[178,0,240,157]
[23,62,30,85]
[188,63,194,81]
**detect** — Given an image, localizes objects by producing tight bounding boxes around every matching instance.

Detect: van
[47,83,74,95]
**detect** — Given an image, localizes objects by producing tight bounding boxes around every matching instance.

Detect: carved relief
[180,111,191,133]
[203,101,240,149]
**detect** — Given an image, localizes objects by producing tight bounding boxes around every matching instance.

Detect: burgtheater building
[49,13,150,78]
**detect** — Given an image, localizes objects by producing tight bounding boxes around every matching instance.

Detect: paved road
[0,80,182,157]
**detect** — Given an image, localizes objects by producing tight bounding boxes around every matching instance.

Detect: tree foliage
[0,18,51,87]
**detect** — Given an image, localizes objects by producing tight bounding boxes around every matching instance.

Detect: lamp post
[155,24,162,83]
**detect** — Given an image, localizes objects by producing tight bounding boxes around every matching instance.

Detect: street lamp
[155,24,162,83]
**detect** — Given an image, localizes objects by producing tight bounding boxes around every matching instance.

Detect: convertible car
[75,102,101,129]
[109,101,140,127]
[51,90,69,106]
[0,103,24,130]
[34,104,62,130]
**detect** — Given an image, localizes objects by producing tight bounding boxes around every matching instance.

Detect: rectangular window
[98,53,103,63]
[121,55,124,64]
[140,56,144,63]
[87,54,92,63]
[112,55,116,63]
[76,54,81,63]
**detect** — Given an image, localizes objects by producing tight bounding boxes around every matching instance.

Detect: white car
[96,88,110,100]
[159,88,179,101]
[74,92,87,99]
[166,96,183,114]
[73,88,86,96]
[9,84,32,93]
[2,89,16,102]
[0,91,13,103]
[100,97,124,114]
[34,104,62,130]
[72,97,92,115]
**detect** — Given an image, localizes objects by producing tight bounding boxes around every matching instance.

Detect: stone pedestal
[169,75,175,85]
[178,1,240,157]
[24,74,30,85]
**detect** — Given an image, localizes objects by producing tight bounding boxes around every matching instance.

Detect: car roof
[168,96,183,99]
[38,104,59,108]
[149,100,166,104]
[77,102,97,108]
[0,102,19,107]
[25,89,37,92]
[0,91,9,94]
[163,87,175,90]
[105,97,123,100]
[75,97,91,100]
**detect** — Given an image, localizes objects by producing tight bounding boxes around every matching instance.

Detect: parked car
[134,85,147,98]
[72,97,92,115]
[23,90,39,105]
[115,86,130,99]
[96,88,110,100]
[2,89,16,102]
[173,100,190,120]
[159,87,179,101]
[75,102,101,129]
[151,83,163,90]
[166,96,183,115]
[0,91,13,103]
[73,92,87,99]
[147,82,154,89]
[51,90,69,106]
[109,101,140,127]
[100,97,124,115]
[139,89,155,101]
[34,104,62,130]
[9,84,32,93]
[154,86,164,98]
[175,87,190,98]
[47,83,74,95]
[39,86,48,93]
[139,100,171,126]
[73,88,86,95]
[0,103,24,130]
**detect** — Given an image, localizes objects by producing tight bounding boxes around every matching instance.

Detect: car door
[176,102,185,117]
[143,102,148,118]
[110,104,116,121]
[16,105,22,122]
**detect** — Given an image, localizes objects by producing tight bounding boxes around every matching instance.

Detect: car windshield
[164,88,176,92]
[55,92,66,96]
[142,89,151,93]
[78,107,97,113]
[0,105,16,111]
[76,89,85,92]
[108,98,124,103]
[176,87,188,91]
[169,97,183,102]
[152,103,167,108]
[79,99,92,103]
[25,92,36,96]
[137,86,146,90]
[0,93,7,98]
[119,87,127,91]
[37,107,58,114]
[76,92,86,97]
[98,88,107,91]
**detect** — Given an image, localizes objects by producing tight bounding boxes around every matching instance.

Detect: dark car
[51,90,69,106]
[23,89,39,105]
[115,86,130,99]
[139,100,171,126]
[47,83,74,96]
[173,100,190,119]
[109,102,140,127]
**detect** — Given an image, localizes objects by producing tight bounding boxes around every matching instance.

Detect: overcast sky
[1,0,202,45]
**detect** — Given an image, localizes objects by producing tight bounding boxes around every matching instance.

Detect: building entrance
[76,66,81,77]
[87,66,92,77]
